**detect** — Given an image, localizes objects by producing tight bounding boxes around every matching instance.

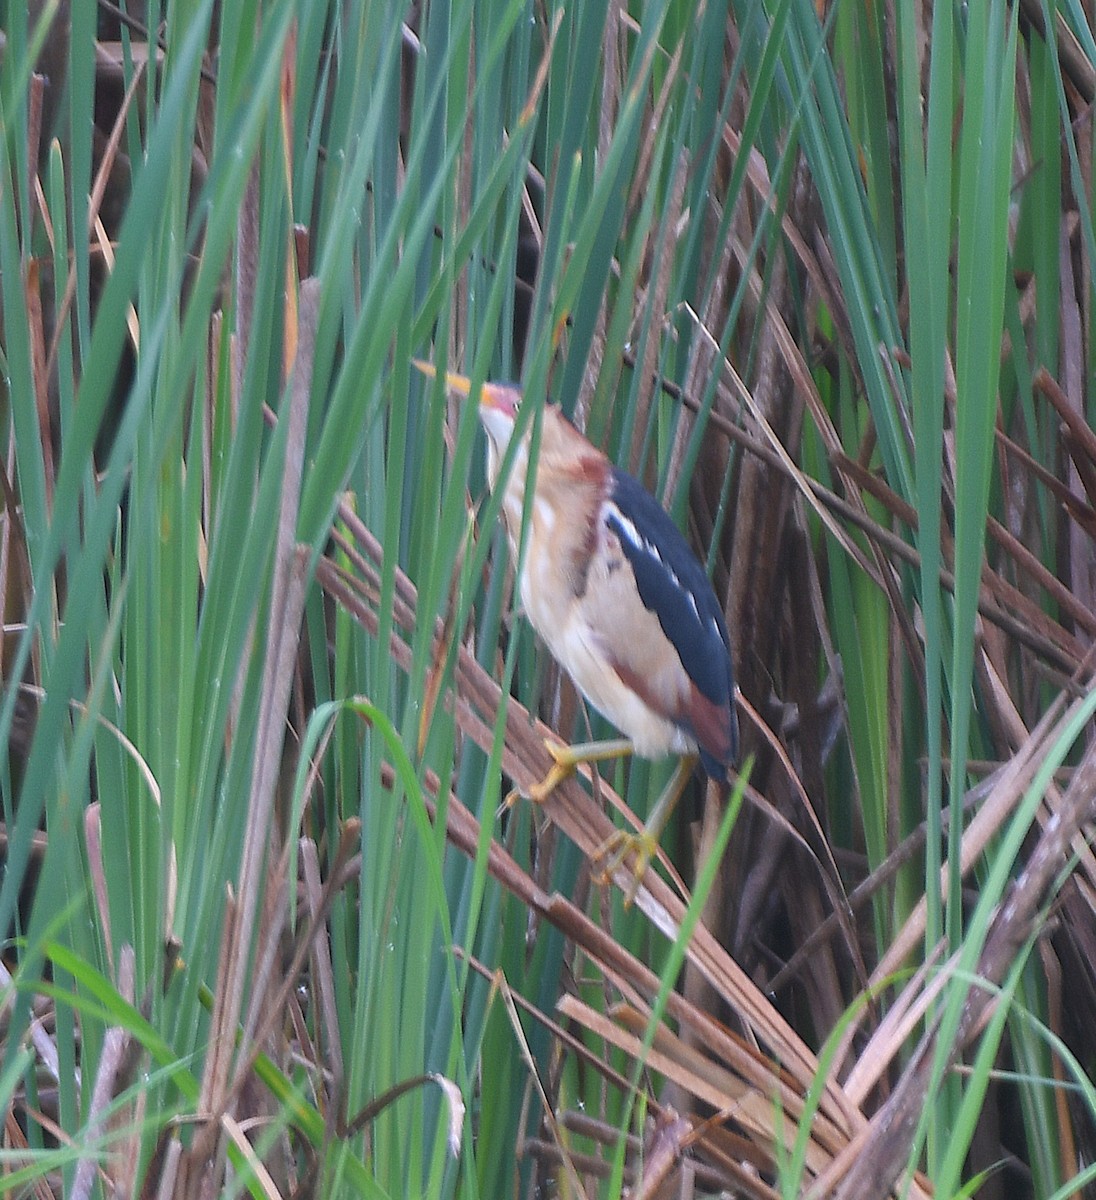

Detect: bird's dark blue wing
[604,467,737,771]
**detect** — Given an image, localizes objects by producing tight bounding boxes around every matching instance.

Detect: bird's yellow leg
[595,754,698,902]
[527,737,634,802]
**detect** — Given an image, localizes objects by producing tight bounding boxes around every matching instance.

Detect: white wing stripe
[603,499,703,622]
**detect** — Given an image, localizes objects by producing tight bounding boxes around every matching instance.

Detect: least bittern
[415,360,738,895]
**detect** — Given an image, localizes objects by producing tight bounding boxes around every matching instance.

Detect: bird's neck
[486,433,530,542]
[489,408,609,600]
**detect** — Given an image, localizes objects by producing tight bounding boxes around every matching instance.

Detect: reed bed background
[1,1,1095,1197]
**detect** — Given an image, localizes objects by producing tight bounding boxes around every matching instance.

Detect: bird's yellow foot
[528,740,580,802]
[593,826,660,906]
[503,740,580,811]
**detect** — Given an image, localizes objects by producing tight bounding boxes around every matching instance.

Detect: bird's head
[412,359,524,478]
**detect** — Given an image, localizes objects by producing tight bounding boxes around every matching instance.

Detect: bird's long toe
[593,827,658,906]
[524,739,579,803]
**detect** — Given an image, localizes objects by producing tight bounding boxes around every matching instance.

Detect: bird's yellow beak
[411,358,519,417]
[411,358,472,397]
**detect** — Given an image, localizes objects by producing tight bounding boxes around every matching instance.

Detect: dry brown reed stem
[829,715,1096,1200]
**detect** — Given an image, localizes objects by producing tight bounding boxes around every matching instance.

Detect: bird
[413,359,738,895]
